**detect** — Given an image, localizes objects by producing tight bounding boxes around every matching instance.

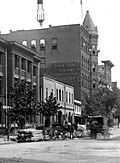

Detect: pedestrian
[90,120,98,139]
[68,123,74,139]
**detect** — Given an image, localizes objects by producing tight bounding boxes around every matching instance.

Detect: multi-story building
[0,38,42,127]
[74,100,82,126]
[0,38,7,126]
[98,60,114,90]
[41,75,74,126]
[1,10,100,102]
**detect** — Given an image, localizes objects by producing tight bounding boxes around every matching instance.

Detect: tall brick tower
[82,10,99,93]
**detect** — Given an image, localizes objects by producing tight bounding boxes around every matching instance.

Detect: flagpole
[80,0,83,24]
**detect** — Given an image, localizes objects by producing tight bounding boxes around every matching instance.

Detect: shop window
[22,40,27,46]
[40,39,45,50]
[31,40,36,51]
[52,38,57,50]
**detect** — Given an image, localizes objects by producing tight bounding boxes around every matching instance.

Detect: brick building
[0,38,41,126]
[0,38,7,125]
[1,11,100,101]
[98,60,114,90]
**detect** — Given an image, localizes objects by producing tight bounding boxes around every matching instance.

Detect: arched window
[40,39,45,50]
[31,40,36,51]
[22,40,28,46]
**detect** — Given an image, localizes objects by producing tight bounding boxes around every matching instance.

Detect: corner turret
[82,10,98,35]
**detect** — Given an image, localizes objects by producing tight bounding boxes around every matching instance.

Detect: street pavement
[0,127,120,163]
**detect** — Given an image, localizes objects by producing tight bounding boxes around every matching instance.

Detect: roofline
[0,37,7,45]
[43,74,74,89]
[101,60,114,67]
[8,41,41,56]
[2,24,81,35]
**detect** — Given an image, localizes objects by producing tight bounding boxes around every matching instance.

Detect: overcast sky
[0,0,120,87]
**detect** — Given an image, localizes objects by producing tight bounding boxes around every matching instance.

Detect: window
[21,58,26,70]
[27,60,31,73]
[66,92,68,103]
[33,85,37,97]
[46,88,48,98]
[52,38,57,50]
[92,50,95,55]
[69,92,71,103]
[93,80,96,88]
[56,89,58,100]
[0,53,3,65]
[72,94,73,104]
[0,76,2,93]
[92,62,96,72]
[31,40,36,50]
[33,66,37,76]
[62,90,64,102]
[22,40,27,46]
[59,89,61,101]
[51,89,53,93]
[15,55,19,68]
[93,83,96,88]
[40,39,45,50]
[14,77,19,86]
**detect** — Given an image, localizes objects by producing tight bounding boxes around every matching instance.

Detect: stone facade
[0,38,41,126]
[41,75,74,126]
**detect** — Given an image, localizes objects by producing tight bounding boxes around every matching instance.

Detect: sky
[0,0,120,87]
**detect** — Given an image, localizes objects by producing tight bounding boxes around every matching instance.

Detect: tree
[83,86,117,126]
[112,88,120,128]
[38,92,62,127]
[9,80,38,129]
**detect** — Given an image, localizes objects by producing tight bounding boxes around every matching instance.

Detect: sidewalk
[109,126,120,139]
[0,136,13,145]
